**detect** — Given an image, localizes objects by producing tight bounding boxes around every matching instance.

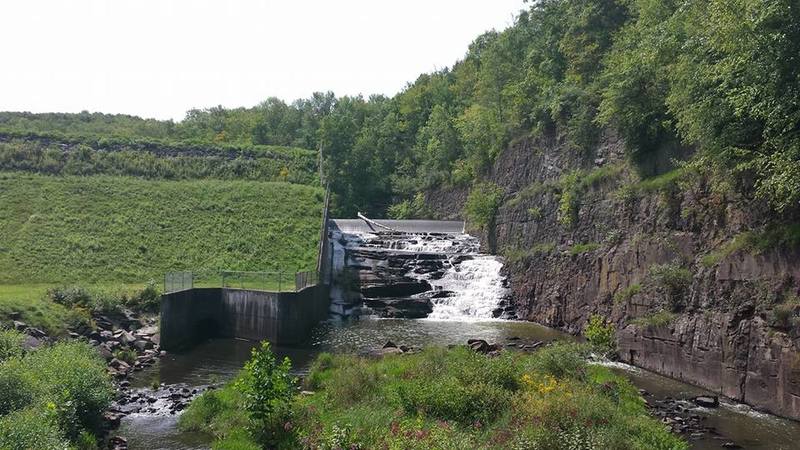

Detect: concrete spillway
[329,219,464,234]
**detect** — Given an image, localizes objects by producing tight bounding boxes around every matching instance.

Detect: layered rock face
[428,130,800,420]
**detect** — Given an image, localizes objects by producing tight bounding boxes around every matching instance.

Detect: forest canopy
[2,0,798,216]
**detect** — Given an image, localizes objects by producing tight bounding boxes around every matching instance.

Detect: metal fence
[164,270,320,294]
[164,271,194,293]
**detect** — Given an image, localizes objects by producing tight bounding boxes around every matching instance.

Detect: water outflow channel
[119,229,800,449]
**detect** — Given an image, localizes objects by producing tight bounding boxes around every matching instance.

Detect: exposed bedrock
[425,129,800,420]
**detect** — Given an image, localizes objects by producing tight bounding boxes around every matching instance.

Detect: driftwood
[357,212,400,232]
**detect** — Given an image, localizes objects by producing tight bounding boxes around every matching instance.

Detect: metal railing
[164,271,194,293]
[164,270,319,294]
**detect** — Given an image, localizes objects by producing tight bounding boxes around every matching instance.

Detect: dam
[159,216,507,350]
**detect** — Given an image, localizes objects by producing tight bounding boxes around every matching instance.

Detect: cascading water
[330,229,510,320]
[425,255,507,319]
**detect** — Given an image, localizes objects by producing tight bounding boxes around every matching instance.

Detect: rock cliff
[427,130,800,420]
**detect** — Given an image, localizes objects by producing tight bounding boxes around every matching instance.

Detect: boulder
[108,436,128,450]
[467,339,500,354]
[26,328,47,338]
[692,396,719,408]
[21,335,42,351]
[361,280,432,298]
[133,340,151,352]
[97,345,114,361]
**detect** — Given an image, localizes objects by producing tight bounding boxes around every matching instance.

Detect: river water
[120,230,800,448]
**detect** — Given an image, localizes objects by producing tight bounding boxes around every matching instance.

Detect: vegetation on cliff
[180,343,686,449]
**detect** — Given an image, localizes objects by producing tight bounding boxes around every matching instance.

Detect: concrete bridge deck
[329,219,464,234]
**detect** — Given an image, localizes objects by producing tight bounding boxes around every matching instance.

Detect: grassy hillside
[0,132,319,185]
[0,172,324,284]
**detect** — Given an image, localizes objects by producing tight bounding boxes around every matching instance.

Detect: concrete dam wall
[160,285,330,351]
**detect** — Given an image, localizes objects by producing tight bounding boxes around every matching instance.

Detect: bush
[113,348,137,365]
[125,280,161,312]
[0,329,26,362]
[0,358,34,415]
[464,182,503,230]
[526,342,589,380]
[235,341,295,423]
[47,286,93,309]
[23,342,113,439]
[631,311,678,329]
[569,242,601,255]
[584,315,616,357]
[648,263,692,311]
[770,298,800,329]
[614,284,641,304]
[0,407,68,450]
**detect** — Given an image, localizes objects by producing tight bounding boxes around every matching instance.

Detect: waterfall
[331,229,508,320]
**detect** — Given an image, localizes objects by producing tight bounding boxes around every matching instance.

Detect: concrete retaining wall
[160,284,329,351]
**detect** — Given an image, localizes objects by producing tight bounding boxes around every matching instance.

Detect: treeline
[3,0,798,216]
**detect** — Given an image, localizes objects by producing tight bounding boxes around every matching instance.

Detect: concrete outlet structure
[160,284,330,351]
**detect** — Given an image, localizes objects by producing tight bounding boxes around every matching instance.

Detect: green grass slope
[0,172,324,284]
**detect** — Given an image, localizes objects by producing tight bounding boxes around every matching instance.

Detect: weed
[613,284,641,304]
[630,311,678,329]
[569,242,602,255]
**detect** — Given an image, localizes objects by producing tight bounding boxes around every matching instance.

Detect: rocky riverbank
[424,130,800,421]
[7,308,174,450]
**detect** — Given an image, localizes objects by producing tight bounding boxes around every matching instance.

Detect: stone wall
[426,130,800,419]
[160,285,329,351]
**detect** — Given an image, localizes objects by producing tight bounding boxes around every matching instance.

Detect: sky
[0,0,527,121]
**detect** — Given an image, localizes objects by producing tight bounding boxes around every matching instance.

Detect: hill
[0,172,324,285]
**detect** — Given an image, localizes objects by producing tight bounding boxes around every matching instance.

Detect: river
[120,229,800,448]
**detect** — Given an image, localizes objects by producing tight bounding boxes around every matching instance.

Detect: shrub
[47,285,93,309]
[126,280,161,312]
[23,342,113,439]
[527,206,544,220]
[0,329,26,362]
[631,311,678,329]
[0,359,34,415]
[569,242,601,255]
[388,193,430,220]
[526,342,589,380]
[648,262,692,311]
[584,315,616,356]
[464,182,503,230]
[557,171,582,228]
[0,407,68,450]
[235,341,295,423]
[614,284,641,304]
[770,297,800,329]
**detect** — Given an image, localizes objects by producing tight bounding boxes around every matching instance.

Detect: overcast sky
[0,1,526,121]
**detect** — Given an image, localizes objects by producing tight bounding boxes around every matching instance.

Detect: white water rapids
[331,229,508,320]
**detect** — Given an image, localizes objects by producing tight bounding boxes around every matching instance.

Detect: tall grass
[182,343,687,450]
